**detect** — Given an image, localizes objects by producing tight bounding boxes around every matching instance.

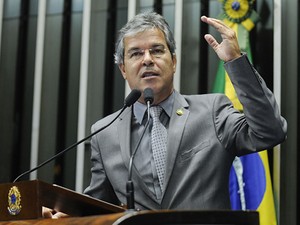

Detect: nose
[142,49,154,66]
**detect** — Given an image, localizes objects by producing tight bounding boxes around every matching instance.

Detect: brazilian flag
[213,1,277,225]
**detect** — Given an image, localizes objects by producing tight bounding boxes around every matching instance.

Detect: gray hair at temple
[114,11,176,65]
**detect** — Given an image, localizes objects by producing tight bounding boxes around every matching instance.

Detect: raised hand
[201,16,241,62]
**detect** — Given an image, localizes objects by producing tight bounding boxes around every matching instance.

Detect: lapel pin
[176,108,184,116]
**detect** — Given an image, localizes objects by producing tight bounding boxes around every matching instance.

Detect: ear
[118,64,127,80]
[172,54,177,73]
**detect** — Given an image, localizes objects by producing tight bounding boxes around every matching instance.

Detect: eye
[150,47,165,55]
[129,50,144,58]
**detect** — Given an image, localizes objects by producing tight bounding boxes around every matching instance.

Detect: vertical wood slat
[76,0,91,192]
[125,0,137,97]
[273,0,282,221]
[0,0,3,56]
[30,0,47,180]
[173,0,182,92]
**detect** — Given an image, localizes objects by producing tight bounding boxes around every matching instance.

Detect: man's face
[119,28,177,105]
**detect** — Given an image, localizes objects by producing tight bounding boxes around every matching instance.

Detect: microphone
[124,89,141,107]
[13,89,141,183]
[126,88,154,210]
[143,88,154,121]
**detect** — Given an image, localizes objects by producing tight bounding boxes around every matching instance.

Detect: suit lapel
[163,92,189,196]
[118,107,132,168]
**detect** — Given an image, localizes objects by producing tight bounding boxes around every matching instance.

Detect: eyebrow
[127,47,140,53]
[127,44,165,52]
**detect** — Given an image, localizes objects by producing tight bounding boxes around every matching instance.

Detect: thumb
[204,34,219,50]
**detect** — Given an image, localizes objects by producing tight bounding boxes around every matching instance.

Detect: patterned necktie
[150,106,167,191]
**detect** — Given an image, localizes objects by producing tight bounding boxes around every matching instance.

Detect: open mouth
[142,72,159,78]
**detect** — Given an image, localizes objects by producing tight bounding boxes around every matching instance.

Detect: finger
[201,16,229,33]
[200,15,208,23]
[204,34,219,50]
[52,212,69,219]
[42,207,54,218]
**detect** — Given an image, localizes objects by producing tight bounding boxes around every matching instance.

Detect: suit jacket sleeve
[217,54,287,156]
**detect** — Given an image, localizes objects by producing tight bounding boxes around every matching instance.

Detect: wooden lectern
[0,180,124,221]
[0,180,260,225]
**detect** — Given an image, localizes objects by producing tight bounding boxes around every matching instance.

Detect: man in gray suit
[83,12,287,211]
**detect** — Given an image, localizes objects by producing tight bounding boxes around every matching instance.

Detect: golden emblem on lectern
[7,186,22,215]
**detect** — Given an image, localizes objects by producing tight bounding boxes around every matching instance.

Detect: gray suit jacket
[84,55,287,210]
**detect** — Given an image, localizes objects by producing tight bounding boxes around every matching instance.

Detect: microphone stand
[126,88,153,210]
[126,119,150,210]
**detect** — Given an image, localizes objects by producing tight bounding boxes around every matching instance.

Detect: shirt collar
[133,91,175,124]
